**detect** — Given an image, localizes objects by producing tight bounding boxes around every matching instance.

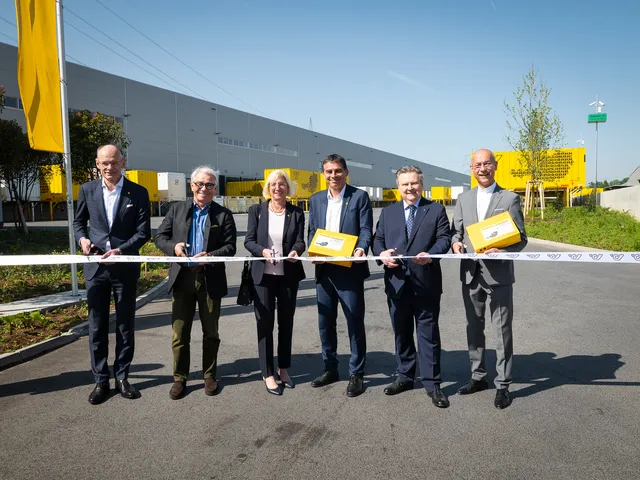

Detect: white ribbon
[1,252,639,266]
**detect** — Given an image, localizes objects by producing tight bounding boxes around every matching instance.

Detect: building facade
[0,42,468,193]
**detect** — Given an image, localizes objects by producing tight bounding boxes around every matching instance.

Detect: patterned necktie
[406,204,417,239]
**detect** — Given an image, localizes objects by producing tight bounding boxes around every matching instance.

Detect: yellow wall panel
[470,148,587,190]
[127,170,159,201]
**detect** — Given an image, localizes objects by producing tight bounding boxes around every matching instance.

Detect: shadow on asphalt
[2,351,637,400]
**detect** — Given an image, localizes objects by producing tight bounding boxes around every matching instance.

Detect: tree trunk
[14,197,29,235]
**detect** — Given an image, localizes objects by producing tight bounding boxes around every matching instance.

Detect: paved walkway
[0,290,87,317]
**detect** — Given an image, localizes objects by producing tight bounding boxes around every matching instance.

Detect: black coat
[244,201,306,285]
[154,200,237,298]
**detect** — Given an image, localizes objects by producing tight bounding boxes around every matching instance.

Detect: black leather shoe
[427,388,450,408]
[383,380,414,396]
[169,381,186,400]
[278,375,295,389]
[346,374,364,397]
[494,388,512,409]
[457,378,489,395]
[88,382,110,405]
[310,370,339,388]
[264,379,283,396]
[114,379,138,399]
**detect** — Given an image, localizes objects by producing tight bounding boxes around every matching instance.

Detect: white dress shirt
[103,175,124,250]
[325,185,346,233]
[476,182,496,221]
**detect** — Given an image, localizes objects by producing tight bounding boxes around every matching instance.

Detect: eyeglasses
[193,182,216,191]
[97,161,121,168]
[472,162,495,170]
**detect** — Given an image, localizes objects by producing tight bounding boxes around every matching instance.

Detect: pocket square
[126,204,133,208]
[494,208,505,212]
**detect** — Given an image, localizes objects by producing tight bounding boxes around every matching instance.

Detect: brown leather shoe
[204,378,219,396]
[169,380,186,400]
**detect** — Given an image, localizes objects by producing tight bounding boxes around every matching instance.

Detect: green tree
[504,66,565,181]
[0,119,56,235]
[67,110,130,183]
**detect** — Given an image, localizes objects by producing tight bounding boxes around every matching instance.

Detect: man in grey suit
[451,148,527,409]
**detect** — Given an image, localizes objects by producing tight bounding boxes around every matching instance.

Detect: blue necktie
[406,204,416,239]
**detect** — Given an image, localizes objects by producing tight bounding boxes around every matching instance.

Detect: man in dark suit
[451,149,528,409]
[73,144,151,405]
[307,154,373,397]
[154,166,236,400]
[373,165,452,408]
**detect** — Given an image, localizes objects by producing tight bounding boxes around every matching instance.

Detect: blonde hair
[263,169,296,198]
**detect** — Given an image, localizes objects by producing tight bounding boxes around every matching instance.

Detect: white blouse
[264,209,286,276]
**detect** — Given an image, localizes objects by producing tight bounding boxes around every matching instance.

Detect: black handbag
[236,260,254,306]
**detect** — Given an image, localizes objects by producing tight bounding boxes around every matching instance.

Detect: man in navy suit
[372,165,452,408]
[74,144,151,405]
[308,154,373,397]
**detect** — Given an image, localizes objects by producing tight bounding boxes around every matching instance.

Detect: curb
[527,237,609,253]
[0,277,169,371]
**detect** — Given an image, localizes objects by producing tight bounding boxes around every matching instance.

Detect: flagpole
[55,0,78,296]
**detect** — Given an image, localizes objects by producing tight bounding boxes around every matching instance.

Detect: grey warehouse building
[0,42,468,193]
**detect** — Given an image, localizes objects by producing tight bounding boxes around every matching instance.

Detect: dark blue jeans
[316,266,366,375]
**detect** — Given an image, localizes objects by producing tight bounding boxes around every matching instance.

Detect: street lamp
[588,96,606,203]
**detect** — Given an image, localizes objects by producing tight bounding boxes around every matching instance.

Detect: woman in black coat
[244,170,306,395]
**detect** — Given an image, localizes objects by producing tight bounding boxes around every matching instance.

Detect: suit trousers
[171,268,221,381]
[387,280,442,391]
[85,264,138,383]
[252,274,298,378]
[462,275,513,389]
[316,265,367,376]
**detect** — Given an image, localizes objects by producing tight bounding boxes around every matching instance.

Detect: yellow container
[308,229,358,268]
[40,165,80,202]
[382,189,401,202]
[431,186,451,201]
[265,168,323,198]
[225,180,264,197]
[126,170,159,201]
[470,147,587,191]
[465,211,521,253]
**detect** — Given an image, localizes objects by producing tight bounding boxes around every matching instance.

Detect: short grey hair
[395,165,424,185]
[190,165,217,185]
[263,169,296,198]
[96,144,124,159]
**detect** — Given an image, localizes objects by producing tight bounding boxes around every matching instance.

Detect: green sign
[588,113,607,123]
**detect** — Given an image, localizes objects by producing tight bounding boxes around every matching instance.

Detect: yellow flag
[15,0,63,153]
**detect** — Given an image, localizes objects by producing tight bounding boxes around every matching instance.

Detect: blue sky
[1,0,638,182]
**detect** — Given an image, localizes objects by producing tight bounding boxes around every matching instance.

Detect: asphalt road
[1,209,639,479]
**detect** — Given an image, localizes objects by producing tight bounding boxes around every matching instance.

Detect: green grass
[526,206,640,251]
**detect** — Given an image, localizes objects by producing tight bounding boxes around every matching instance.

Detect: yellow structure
[382,189,401,202]
[431,186,452,203]
[571,187,604,197]
[39,165,80,202]
[225,180,264,197]
[470,148,587,192]
[264,168,322,199]
[126,170,159,202]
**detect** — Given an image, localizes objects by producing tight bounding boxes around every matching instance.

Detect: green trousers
[171,269,221,381]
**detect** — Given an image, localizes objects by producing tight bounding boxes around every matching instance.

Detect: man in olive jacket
[154,166,237,400]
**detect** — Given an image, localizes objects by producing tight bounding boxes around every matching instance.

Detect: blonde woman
[244,170,306,395]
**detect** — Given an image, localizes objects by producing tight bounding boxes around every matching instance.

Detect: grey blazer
[451,184,527,286]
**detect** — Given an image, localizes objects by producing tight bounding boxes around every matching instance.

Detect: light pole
[588,96,606,204]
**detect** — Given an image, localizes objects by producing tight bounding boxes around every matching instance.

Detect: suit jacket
[244,201,306,285]
[307,184,373,281]
[154,200,237,298]
[73,177,151,281]
[373,198,451,299]
[451,184,528,286]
